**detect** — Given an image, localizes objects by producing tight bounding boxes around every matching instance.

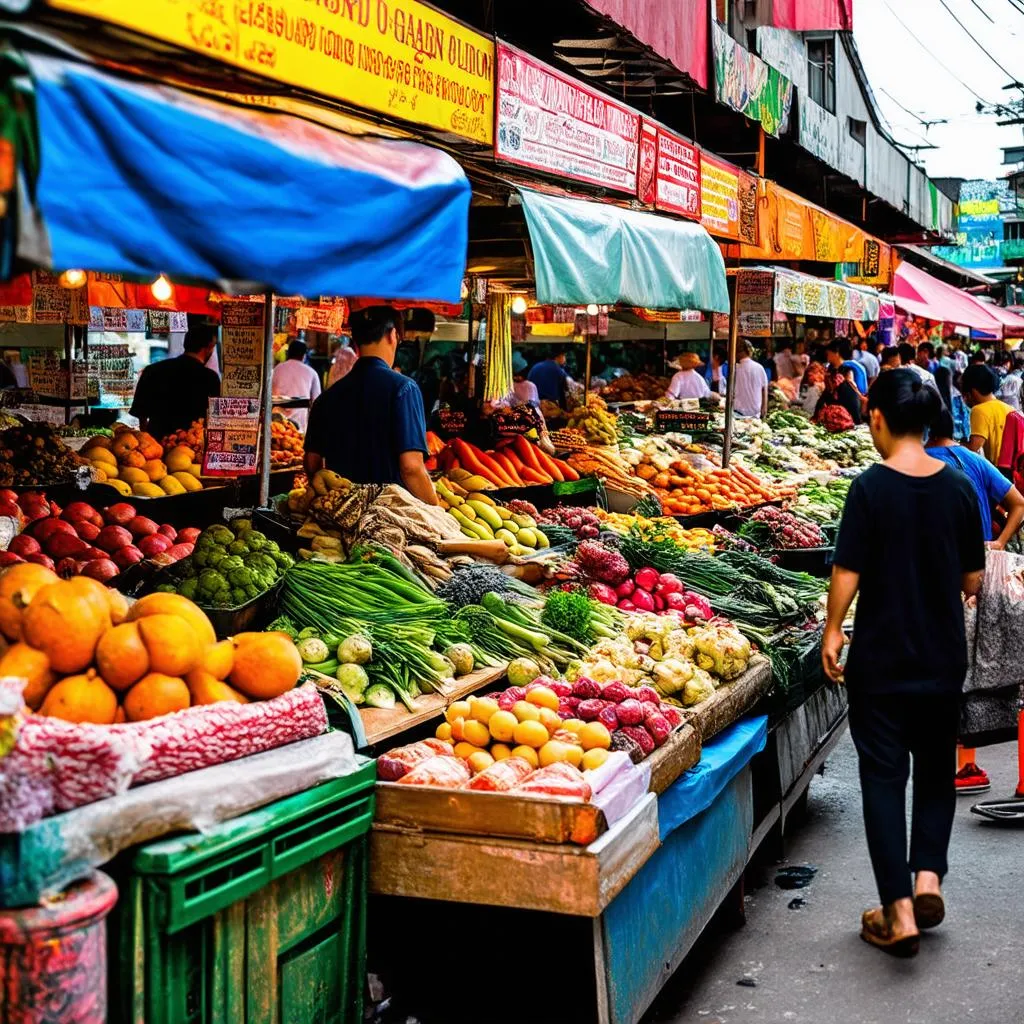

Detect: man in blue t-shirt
[304,306,437,505]
[527,348,570,405]
[827,339,868,395]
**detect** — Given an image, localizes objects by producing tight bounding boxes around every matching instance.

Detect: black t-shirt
[305,357,427,484]
[130,355,221,439]
[834,463,985,694]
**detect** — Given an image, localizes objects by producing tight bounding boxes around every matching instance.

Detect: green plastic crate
[109,760,376,1024]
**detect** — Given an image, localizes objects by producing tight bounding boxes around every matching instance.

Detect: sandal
[914,892,945,930]
[860,907,920,958]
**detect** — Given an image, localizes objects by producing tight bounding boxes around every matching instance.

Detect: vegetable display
[435,437,580,490]
[435,481,551,555]
[0,423,84,488]
[566,394,619,445]
[738,507,827,550]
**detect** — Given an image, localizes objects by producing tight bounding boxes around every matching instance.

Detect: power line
[968,0,995,19]
[879,88,949,130]
[934,0,1020,85]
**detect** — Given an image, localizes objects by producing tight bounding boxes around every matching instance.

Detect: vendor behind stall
[665,352,710,400]
[527,347,571,406]
[304,306,437,505]
[130,317,220,438]
[271,340,321,430]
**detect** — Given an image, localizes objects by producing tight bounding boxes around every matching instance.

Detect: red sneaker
[955,763,991,794]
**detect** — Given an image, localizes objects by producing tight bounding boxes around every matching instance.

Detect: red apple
[138,533,172,557]
[80,546,108,562]
[62,501,103,529]
[79,558,119,582]
[30,518,76,543]
[0,489,19,505]
[162,542,194,561]
[25,552,55,570]
[0,500,21,519]
[111,545,144,570]
[127,516,158,538]
[74,521,101,542]
[104,502,137,526]
[95,524,134,553]
[177,527,201,545]
[45,533,90,560]
[55,556,79,578]
[0,551,24,567]
[157,524,177,541]
[8,534,41,558]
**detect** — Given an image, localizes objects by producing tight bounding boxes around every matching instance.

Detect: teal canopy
[518,188,730,313]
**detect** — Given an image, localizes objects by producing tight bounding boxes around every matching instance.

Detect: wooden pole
[257,290,276,508]
[722,275,740,469]
[584,333,592,399]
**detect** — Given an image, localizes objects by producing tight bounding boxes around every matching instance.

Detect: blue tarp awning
[17,53,471,302]
[518,187,730,313]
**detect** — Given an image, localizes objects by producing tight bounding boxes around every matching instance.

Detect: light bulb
[150,274,173,302]
[511,296,527,315]
[58,269,86,289]
[586,303,599,316]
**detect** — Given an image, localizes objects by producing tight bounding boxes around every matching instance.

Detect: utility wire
[934,0,1020,84]
[880,88,948,129]
[968,0,995,19]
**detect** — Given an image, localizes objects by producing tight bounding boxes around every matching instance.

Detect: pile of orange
[0,563,302,724]
[270,415,304,466]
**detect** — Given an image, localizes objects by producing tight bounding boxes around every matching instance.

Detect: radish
[631,589,655,612]
[665,592,687,612]
[656,573,683,596]
[633,567,660,593]
[652,592,665,611]
[617,599,636,612]
[8,534,40,558]
[588,582,618,606]
[104,503,137,526]
[0,551,24,566]
[25,552,56,570]
[615,579,635,599]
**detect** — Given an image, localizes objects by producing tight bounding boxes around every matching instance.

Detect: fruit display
[0,423,84,487]
[0,567,303,722]
[285,467,350,518]
[161,419,205,455]
[270,413,304,467]
[435,482,551,556]
[1,496,197,580]
[594,508,716,552]
[435,436,581,489]
[566,394,619,444]
[628,456,784,516]
[82,425,204,498]
[564,444,652,499]
[154,518,294,608]
[536,504,603,540]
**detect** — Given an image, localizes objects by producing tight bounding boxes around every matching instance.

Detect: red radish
[30,519,76,543]
[103,502,137,526]
[0,551,24,566]
[45,533,90,559]
[665,592,687,612]
[177,527,201,545]
[25,552,55,570]
[588,582,618,606]
[162,542,193,560]
[601,681,631,704]
[615,579,635,599]
[8,534,41,557]
[74,521,101,542]
[111,545,144,570]
[656,573,683,596]
[617,698,646,727]
[571,678,600,699]
[631,589,655,612]
[577,698,605,722]
[127,516,158,538]
[138,533,171,557]
[634,567,660,593]
[62,502,103,529]
[548,679,573,698]
[635,685,661,705]
[618,599,636,612]
[79,558,119,583]
[0,500,21,519]
[81,546,108,562]
[597,705,619,731]
[653,592,665,611]
[95,525,134,553]
[158,524,177,541]
[55,556,79,578]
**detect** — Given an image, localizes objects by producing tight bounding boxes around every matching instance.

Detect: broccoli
[230,518,253,534]
[230,586,248,606]
[178,578,198,600]
[228,539,248,556]
[263,539,280,554]
[206,549,227,570]
[179,558,197,578]
[227,566,254,588]
[272,551,294,570]
[205,525,235,547]
[244,530,268,551]
[219,555,245,574]
[197,569,229,601]
[154,583,177,594]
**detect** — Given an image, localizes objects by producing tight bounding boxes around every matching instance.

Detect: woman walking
[823,369,986,957]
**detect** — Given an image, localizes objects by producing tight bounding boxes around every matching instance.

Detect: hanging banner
[45,0,495,144]
[712,23,793,138]
[700,153,758,244]
[30,272,89,326]
[495,41,640,194]
[202,397,261,477]
[220,301,265,400]
[799,96,839,168]
[736,270,774,337]
[640,120,701,221]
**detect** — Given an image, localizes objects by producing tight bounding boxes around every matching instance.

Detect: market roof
[15,52,471,303]
[517,188,730,313]
[892,261,1005,334]
[964,297,1024,339]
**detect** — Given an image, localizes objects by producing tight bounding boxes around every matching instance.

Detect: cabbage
[335,663,369,704]
[507,657,541,688]
[444,644,475,676]
[682,667,716,707]
[337,634,373,665]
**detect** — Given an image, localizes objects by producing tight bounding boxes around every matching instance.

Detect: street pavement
[643,733,1021,1024]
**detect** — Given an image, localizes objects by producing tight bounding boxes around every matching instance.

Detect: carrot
[552,456,579,481]
[452,439,514,487]
[519,467,549,484]
[532,447,565,482]
[491,450,526,486]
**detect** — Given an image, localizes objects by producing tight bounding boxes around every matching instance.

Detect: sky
[853,0,1024,182]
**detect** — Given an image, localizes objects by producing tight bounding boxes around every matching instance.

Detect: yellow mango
[172,471,202,492]
[132,482,165,498]
[158,475,186,496]
[119,467,149,485]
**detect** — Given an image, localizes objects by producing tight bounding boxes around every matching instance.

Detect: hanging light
[586,303,599,316]
[58,269,86,289]
[511,295,528,315]
[150,274,173,302]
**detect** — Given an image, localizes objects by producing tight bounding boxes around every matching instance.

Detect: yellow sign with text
[46,0,494,144]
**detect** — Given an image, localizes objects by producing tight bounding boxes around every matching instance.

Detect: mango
[119,467,149,485]
[494,528,517,546]
[132,482,165,498]
[172,471,202,493]
[106,479,132,497]
[159,475,186,495]
[84,446,116,467]
[467,500,502,531]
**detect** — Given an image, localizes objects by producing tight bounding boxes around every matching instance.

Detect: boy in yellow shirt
[963,363,1013,473]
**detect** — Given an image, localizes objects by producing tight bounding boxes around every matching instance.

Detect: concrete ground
[642,734,1022,1024]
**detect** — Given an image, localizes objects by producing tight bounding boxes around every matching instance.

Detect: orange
[582,748,610,771]
[511,700,540,723]
[229,632,301,700]
[512,719,549,749]
[538,740,574,767]
[123,673,190,721]
[39,669,118,724]
[466,750,495,774]
[524,685,559,711]
[490,743,513,761]
[537,707,563,735]
[462,719,491,748]
[560,718,586,735]
[563,744,584,768]
[449,717,466,742]
[22,580,110,674]
[186,670,248,706]
[128,593,216,648]
[137,614,202,676]
[0,642,56,710]
[579,722,612,751]
[469,696,499,723]
[200,639,234,681]
[95,622,150,691]
[435,721,453,742]
[487,710,518,742]
[510,744,539,768]
[0,563,59,641]
[446,700,472,723]
[452,741,479,760]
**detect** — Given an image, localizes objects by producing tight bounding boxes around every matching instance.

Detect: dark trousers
[848,693,960,906]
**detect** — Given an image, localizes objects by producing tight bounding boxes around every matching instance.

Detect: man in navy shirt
[527,348,570,405]
[304,306,437,505]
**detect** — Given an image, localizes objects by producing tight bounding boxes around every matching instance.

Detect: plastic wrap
[0,731,362,906]
[968,549,1024,692]
[585,751,652,827]
[0,683,328,832]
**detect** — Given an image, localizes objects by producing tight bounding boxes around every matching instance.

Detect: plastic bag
[967,549,1024,693]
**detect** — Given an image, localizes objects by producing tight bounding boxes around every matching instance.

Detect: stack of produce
[436,437,580,488]
[1,498,196,580]
[270,413,304,466]
[82,426,204,497]
[0,567,303,721]
[431,673,682,772]
[0,423,84,487]
[285,467,350,518]
[789,478,850,526]
[536,504,603,541]
[588,566,714,620]
[633,459,782,516]
[738,506,827,550]
[599,373,670,403]
[595,509,716,552]
[565,444,651,499]
[154,519,294,608]
[436,485,550,556]
[566,394,619,444]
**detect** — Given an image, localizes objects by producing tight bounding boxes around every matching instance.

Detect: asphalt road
[643,733,1022,1024]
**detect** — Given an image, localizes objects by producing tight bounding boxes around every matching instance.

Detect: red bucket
[0,871,117,1024]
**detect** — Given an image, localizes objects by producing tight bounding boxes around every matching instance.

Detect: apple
[74,521,101,543]
[8,534,41,558]
[157,524,177,541]
[45,533,90,560]
[111,545,144,570]
[62,501,103,529]
[177,527,201,545]
[0,551,24,566]
[138,533,172,557]
[55,556,79,578]
[104,502,137,527]
[127,516,158,538]
[25,552,55,570]
[95,525,134,553]
[79,558,119,583]
[0,500,21,519]
[30,519,76,543]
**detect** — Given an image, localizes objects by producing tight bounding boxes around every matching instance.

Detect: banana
[511,513,537,529]
[495,528,517,546]
[444,477,469,497]
[467,491,496,506]
[534,530,550,549]
[467,500,502,531]
[516,527,538,548]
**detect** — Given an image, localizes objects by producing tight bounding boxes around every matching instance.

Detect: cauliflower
[690,624,751,681]
[664,630,695,661]
[652,658,694,697]
[682,666,716,707]
[587,659,622,684]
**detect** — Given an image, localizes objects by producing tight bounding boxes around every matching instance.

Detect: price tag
[202,397,261,477]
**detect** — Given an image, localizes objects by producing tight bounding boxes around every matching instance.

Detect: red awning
[772,0,852,29]
[967,299,1024,339]
[893,261,1004,333]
